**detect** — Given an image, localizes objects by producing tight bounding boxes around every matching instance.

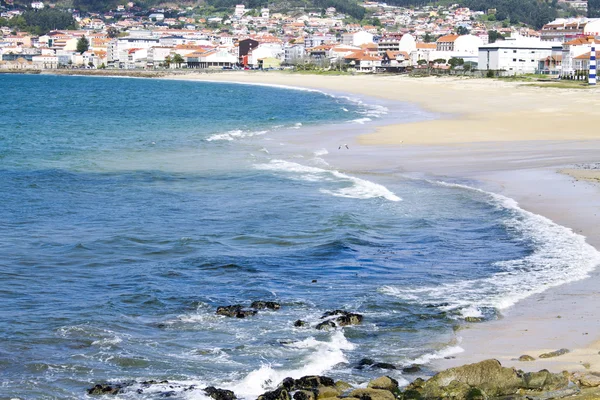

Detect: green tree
[456,25,469,35]
[107,26,120,38]
[77,35,89,54]
[488,30,504,44]
[164,55,172,68]
[448,57,464,69]
[423,32,434,43]
[172,53,185,68]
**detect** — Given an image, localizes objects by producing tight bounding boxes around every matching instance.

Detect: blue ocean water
[1,74,598,399]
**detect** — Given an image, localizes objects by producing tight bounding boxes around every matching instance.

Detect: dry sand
[168,71,600,374]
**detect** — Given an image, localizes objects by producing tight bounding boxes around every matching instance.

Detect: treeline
[590,0,600,17]
[313,0,366,20]
[460,0,557,29]
[0,8,77,35]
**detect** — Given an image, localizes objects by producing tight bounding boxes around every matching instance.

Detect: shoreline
[159,71,600,375]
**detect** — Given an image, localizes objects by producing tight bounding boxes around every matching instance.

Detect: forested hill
[1,0,575,29]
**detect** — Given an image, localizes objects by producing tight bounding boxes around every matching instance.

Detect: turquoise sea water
[1,74,599,399]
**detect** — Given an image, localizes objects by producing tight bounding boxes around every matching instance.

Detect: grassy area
[281,69,353,76]
[497,73,556,82]
[524,81,595,89]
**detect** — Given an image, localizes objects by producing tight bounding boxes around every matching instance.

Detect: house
[283,43,305,64]
[436,34,459,51]
[561,36,600,76]
[341,31,374,47]
[32,54,58,68]
[478,36,557,75]
[381,50,409,72]
[344,51,382,72]
[185,49,237,68]
[31,1,44,9]
[238,38,259,63]
[573,50,600,73]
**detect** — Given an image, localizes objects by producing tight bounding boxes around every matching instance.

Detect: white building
[234,4,246,18]
[261,8,270,19]
[284,43,305,64]
[478,36,555,75]
[31,1,44,9]
[341,31,374,47]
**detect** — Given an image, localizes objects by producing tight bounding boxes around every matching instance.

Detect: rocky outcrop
[251,301,281,310]
[349,388,396,400]
[518,355,536,361]
[87,383,128,395]
[216,301,281,318]
[571,372,600,387]
[320,310,363,327]
[216,305,258,318]
[357,358,397,370]
[204,386,237,400]
[367,376,399,393]
[399,359,573,400]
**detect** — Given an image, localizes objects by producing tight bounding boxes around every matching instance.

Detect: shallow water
[1,75,598,399]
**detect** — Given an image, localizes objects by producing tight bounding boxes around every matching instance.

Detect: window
[513,58,517,61]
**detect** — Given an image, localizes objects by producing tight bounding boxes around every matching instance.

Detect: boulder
[216,305,257,318]
[368,376,399,393]
[420,359,523,398]
[316,386,340,399]
[372,363,397,370]
[522,370,568,391]
[321,310,363,326]
[518,355,535,362]
[315,321,336,331]
[293,390,315,400]
[349,388,396,400]
[294,320,307,327]
[87,384,122,395]
[525,387,580,400]
[258,387,290,400]
[294,376,336,389]
[251,301,281,310]
[572,372,600,387]
[464,317,484,323]
[335,380,353,393]
[204,386,237,400]
[402,366,422,374]
[538,349,570,359]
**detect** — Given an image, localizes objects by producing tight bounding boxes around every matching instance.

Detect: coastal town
[1,0,599,77]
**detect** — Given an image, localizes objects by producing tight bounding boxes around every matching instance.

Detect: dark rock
[336,313,363,326]
[216,305,257,318]
[87,384,123,395]
[400,389,423,400]
[293,390,315,400]
[204,386,237,400]
[315,321,336,331]
[465,387,486,400]
[258,387,290,400]
[280,377,296,391]
[294,320,307,327]
[251,301,281,310]
[358,358,375,367]
[372,363,397,370]
[402,366,422,374]
[464,317,484,323]
[295,376,335,389]
[538,348,570,359]
[321,310,363,326]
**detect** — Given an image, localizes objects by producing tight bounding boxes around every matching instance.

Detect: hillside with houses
[0,0,599,77]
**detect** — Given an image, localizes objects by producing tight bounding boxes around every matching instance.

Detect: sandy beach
[164,71,600,375]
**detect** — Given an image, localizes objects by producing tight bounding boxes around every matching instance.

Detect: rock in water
[315,321,336,331]
[204,386,237,400]
[258,387,290,400]
[538,348,570,359]
[216,305,257,318]
[87,384,122,395]
[321,310,363,326]
[294,320,306,327]
[251,301,281,310]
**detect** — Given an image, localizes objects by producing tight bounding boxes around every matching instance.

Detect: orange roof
[416,43,436,49]
[564,36,600,46]
[437,34,459,43]
[344,51,381,61]
[574,51,600,60]
[360,42,378,50]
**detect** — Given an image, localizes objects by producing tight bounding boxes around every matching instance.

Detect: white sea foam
[206,129,268,142]
[230,331,354,399]
[406,345,465,366]
[381,181,600,316]
[254,160,401,202]
[351,118,372,124]
[314,148,329,157]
